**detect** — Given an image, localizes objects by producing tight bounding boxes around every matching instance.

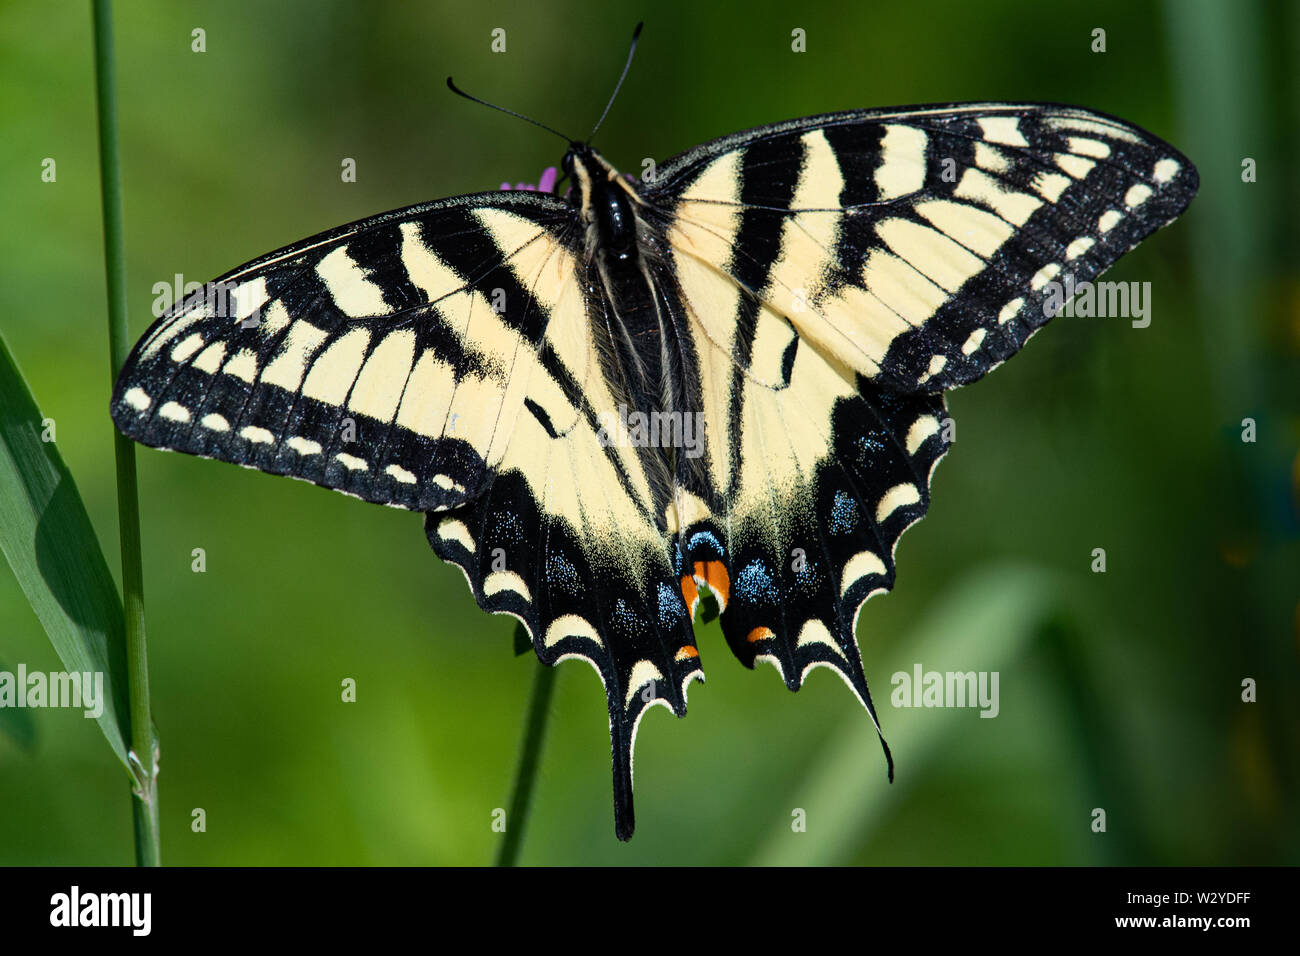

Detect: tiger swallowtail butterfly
[110,24,1197,841]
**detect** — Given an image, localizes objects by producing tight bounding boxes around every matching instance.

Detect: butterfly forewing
[111,192,579,512]
[649,103,1198,392]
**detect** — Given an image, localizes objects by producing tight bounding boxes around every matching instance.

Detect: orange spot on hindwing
[693,560,730,611]
[680,575,700,618]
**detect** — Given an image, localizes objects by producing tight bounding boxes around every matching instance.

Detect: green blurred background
[1,0,1297,865]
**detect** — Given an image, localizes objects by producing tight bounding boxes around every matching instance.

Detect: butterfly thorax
[563,144,643,261]
[564,144,688,452]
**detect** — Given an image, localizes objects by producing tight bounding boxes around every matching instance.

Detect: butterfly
[110,24,1197,841]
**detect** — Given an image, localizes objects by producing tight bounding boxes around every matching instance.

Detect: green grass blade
[0,330,131,768]
[496,657,558,866]
[92,0,160,866]
[0,661,37,754]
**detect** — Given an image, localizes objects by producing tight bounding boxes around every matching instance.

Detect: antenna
[446,22,645,148]
[588,22,644,144]
[445,77,575,144]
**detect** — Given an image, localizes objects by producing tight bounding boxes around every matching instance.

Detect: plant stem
[496,658,556,866]
[92,0,160,867]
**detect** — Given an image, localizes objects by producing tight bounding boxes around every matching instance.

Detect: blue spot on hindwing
[612,598,647,635]
[687,529,724,559]
[658,582,687,627]
[790,546,823,596]
[856,432,887,465]
[830,490,858,534]
[545,551,581,596]
[735,560,780,604]
[489,508,524,546]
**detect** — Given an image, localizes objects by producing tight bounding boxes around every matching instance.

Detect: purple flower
[500,166,559,193]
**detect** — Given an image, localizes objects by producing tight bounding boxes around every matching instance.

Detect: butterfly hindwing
[427,248,704,842]
[652,252,951,755]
